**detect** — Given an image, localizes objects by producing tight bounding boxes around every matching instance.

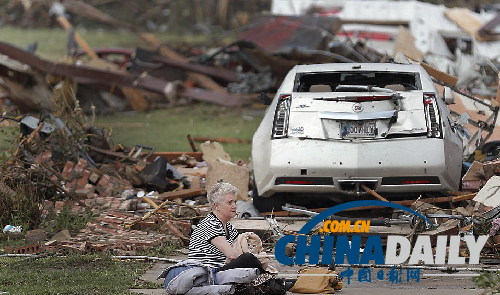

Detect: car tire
[251,180,287,213]
[252,193,287,213]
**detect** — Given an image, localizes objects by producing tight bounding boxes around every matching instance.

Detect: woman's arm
[211,236,239,261]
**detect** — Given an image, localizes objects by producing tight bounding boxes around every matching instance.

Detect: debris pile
[1,0,500,266]
[0,83,253,254]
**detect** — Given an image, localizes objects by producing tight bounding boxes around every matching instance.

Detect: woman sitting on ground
[188,182,265,272]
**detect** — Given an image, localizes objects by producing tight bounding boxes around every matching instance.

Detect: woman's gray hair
[207,182,238,209]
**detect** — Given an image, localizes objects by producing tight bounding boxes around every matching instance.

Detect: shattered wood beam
[0,42,168,93]
[445,8,485,42]
[63,0,138,31]
[361,184,389,202]
[85,144,138,162]
[152,55,239,83]
[55,15,98,59]
[146,152,203,162]
[159,188,206,201]
[191,137,250,144]
[420,61,458,86]
[139,33,226,93]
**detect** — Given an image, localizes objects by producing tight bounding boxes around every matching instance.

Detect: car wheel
[252,193,287,213]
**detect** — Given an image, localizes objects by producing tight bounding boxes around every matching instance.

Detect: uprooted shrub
[0,162,57,230]
[0,80,112,230]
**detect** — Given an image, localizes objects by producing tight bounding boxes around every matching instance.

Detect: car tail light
[275,177,334,185]
[272,94,292,139]
[423,93,442,138]
[381,176,440,185]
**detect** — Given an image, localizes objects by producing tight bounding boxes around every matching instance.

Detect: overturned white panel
[473,176,500,207]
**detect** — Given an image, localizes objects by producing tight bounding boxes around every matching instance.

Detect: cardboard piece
[200,141,231,162]
[205,158,249,201]
[461,161,486,191]
[473,176,500,207]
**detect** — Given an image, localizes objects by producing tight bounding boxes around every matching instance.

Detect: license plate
[341,120,377,138]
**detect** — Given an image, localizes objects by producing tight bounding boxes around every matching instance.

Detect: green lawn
[0,26,220,60]
[95,104,264,161]
[0,255,159,295]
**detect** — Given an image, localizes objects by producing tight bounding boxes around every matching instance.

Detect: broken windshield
[294,71,421,92]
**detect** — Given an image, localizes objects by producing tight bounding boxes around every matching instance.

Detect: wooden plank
[139,33,227,93]
[445,8,485,41]
[419,61,458,86]
[159,188,205,201]
[121,87,149,112]
[146,152,204,162]
[361,184,389,202]
[393,26,424,61]
[153,55,238,83]
[192,136,250,144]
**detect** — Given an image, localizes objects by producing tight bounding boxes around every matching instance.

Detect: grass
[95,104,264,161]
[0,26,232,60]
[0,254,159,295]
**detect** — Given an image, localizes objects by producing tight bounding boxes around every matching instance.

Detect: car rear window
[294,71,421,92]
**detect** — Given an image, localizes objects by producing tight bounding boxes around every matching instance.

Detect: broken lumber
[153,55,239,83]
[192,136,250,144]
[139,33,226,93]
[146,152,203,162]
[361,184,389,202]
[63,0,138,31]
[445,8,485,42]
[159,188,205,201]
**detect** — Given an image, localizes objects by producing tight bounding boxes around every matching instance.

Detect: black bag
[250,273,286,295]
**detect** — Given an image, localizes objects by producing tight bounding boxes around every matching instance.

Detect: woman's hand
[211,236,239,261]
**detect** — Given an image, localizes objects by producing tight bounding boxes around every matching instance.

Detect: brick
[483,159,500,180]
[64,179,77,192]
[76,183,95,196]
[34,150,52,165]
[43,200,54,210]
[95,197,107,206]
[89,172,100,184]
[55,201,65,212]
[97,174,111,187]
[84,199,96,207]
[101,186,114,198]
[50,175,59,183]
[76,170,91,190]
[61,161,75,179]
[6,243,43,254]
[73,159,87,178]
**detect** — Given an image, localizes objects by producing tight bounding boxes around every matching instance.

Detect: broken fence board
[159,188,205,201]
[445,8,485,42]
[146,152,204,162]
[139,33,227,93]
[153,56,239,83]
